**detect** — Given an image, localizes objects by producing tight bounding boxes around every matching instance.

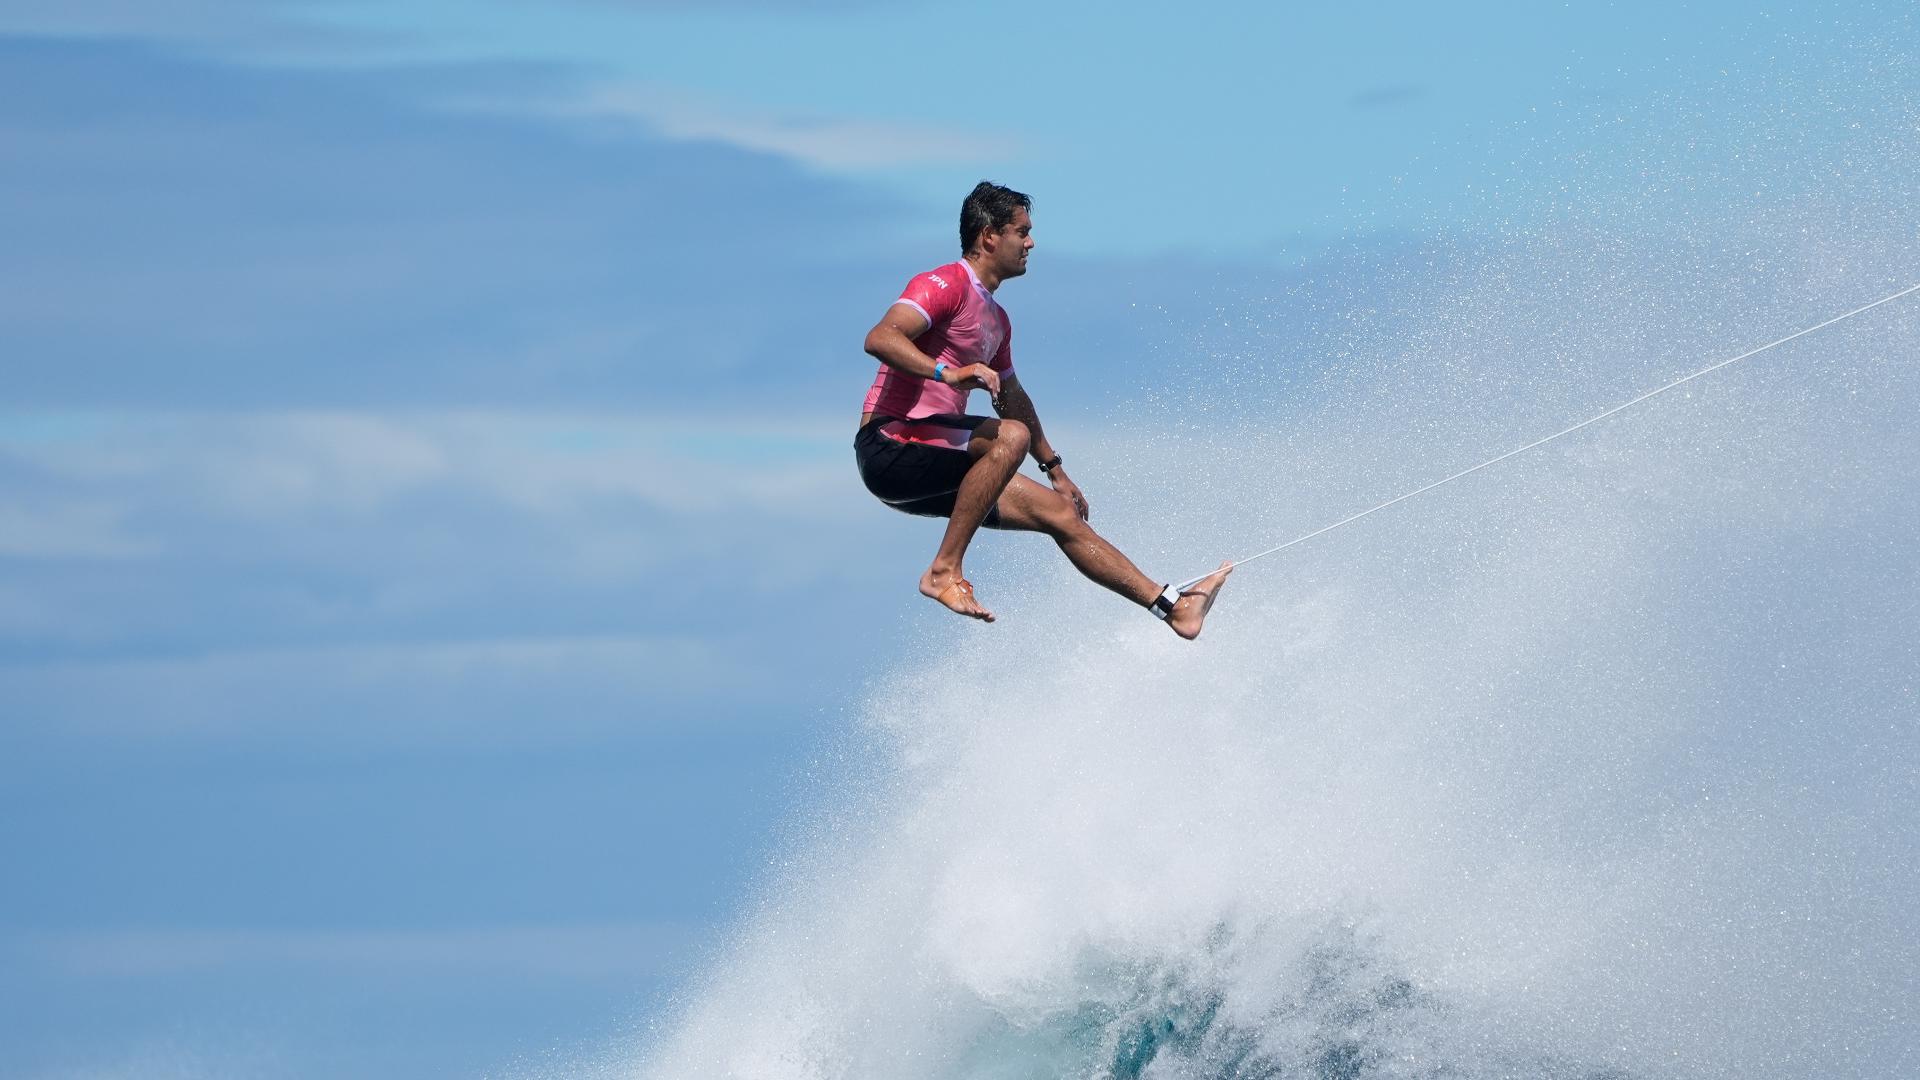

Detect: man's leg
[919,418,1030,622]
[992,475,1231,640]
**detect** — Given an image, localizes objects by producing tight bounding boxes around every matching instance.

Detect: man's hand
[1049,468,1089,520]
[942,363,1002,403]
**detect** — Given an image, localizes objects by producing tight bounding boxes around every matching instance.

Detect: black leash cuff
[1149,585,1180,621]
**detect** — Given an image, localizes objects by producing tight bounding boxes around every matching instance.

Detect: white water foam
[615,34,1919,1080]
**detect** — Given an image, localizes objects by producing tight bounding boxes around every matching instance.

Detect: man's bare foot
[920,569,994,622]
[1167,560,1232,640]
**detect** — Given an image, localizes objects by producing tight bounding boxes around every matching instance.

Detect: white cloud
[0,408,916,650]
[106,413,456,519]
[0,3,1008,172]
[19,1037,284,1080]
[488,82,1013,171]
[2,633,781,741]
[0,0,390,63]
[2,409,852,524]
[0,499,152,558]
[0,0,260,38]
[14,922,695,980]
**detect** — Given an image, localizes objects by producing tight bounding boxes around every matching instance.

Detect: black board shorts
[854,413,1005,528]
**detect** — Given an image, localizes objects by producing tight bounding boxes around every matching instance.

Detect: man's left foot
[1167,561,1232,640]
[922,570,995,622]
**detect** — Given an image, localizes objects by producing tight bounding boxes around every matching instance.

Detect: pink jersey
[862,260,1015,422]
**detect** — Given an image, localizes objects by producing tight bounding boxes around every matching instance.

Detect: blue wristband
[933,363,948,382]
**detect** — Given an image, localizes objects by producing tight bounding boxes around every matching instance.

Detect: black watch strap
[1037,455,1063,474]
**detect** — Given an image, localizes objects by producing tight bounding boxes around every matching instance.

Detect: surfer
[854,181,1231,638]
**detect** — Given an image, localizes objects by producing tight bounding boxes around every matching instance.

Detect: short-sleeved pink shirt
[861,259,1014,422]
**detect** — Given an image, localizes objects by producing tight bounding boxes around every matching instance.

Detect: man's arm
[995,373,1089,520]
[863,305,1001,400]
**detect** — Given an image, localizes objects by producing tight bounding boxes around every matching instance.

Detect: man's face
[985,208,1033,278]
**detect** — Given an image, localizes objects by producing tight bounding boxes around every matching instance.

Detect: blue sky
[2,1,1916,1077]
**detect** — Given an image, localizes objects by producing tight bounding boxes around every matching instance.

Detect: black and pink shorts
[854,413,1005,527]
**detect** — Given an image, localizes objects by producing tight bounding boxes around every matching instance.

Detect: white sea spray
[620,33,1920,1080]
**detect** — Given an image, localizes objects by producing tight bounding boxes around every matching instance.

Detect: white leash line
[1174,281,1920,592]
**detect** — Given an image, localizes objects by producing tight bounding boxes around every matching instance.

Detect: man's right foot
[1167,561,1232,640]
[921,570,994,622]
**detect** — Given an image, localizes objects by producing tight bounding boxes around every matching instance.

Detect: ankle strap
[1149,585,1180,620]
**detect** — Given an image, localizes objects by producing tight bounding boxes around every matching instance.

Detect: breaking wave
[622,30,1919,1080]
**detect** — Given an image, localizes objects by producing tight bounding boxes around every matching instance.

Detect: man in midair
[853,181,1231,638]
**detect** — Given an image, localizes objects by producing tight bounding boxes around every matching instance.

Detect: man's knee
[990,418,1030,457]
[1036,490,1087,538]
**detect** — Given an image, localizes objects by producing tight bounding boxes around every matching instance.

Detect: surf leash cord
[1174,280,1920,592]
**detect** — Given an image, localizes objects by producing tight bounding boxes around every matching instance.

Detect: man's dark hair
[960,181,1031,255]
